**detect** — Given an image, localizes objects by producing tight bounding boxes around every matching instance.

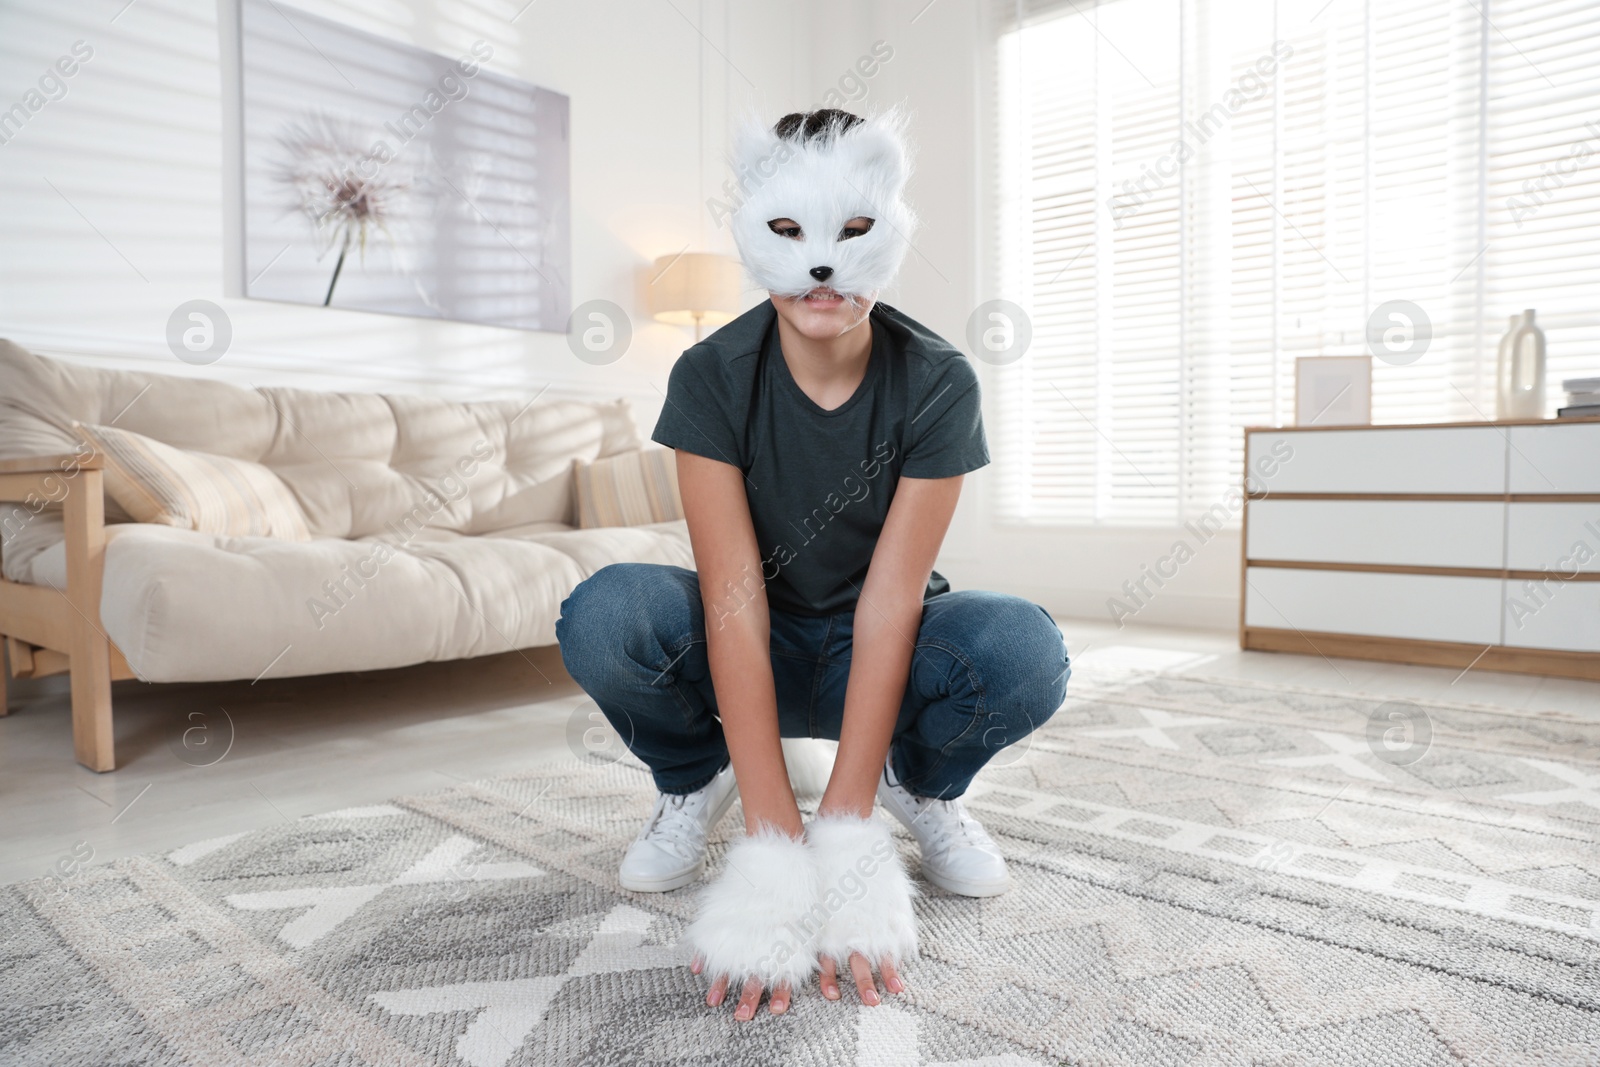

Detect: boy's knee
[557,564,694,682]
[973,595,1070,729]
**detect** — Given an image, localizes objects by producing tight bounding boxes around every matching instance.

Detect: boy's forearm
[820,474,960,815]
[705,601,804,837]
[821,588,922,817]
[677,449,803,839]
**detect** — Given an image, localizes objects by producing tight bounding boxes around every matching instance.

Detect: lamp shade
[646,252,743,328]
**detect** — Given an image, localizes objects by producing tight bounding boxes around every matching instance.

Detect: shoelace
[912,797,990,857]
[888,772,994,857]
[884,764,997,856]
[638,792,707,862]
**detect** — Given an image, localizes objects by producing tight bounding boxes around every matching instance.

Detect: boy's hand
[803,814,919,1007]
[818,952,906,1005]
[690,955,795,1017]
[683,828,820,1019]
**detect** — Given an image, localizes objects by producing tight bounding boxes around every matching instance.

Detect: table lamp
[647,252,743,341]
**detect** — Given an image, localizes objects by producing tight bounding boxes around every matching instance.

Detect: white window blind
[990,0,1600,526]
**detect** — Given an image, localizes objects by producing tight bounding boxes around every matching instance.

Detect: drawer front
[1247,427,1507,494]
[1508,422,1600,493]
[1244,567,1503,644]
[1506,503,1600,573]
[1247,499,1505,568]
[1504,581,1600,653]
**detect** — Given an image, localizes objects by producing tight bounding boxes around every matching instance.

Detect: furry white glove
[805,814,919,967]
[683,829,822,991]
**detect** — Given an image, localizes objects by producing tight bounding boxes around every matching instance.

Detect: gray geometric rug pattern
[4,666,1598,1066]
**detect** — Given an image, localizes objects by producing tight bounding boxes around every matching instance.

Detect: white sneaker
[876,759,1011,897]
[618,761,739,892]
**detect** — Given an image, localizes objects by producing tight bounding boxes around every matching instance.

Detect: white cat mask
[725,107,917,301]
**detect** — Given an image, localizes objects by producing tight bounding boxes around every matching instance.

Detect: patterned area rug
[4,666,1599,1066]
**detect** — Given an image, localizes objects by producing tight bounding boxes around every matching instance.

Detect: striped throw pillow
[74,423,312,541]
[572,447,684,528]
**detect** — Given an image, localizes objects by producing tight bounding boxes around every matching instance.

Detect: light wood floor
[3,618,1597,886]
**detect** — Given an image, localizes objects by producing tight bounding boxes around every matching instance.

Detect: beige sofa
[0,340,692,770]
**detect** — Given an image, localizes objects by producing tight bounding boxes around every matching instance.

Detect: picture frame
[1295,356,1373,426]
[225,0,572,332]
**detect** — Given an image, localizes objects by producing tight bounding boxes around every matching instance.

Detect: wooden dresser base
[1242,627,1600,682]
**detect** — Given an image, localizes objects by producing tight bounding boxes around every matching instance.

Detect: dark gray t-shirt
[651,300,989,617]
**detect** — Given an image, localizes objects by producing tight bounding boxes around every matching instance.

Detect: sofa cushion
[74,423,312,540]
[20,518,694,683]
[0,340,642,538]
[518,522,698,576]
[573,446,684,528]
[0,340,275,525]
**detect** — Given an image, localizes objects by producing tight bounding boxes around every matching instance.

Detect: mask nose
[809,266,834,282]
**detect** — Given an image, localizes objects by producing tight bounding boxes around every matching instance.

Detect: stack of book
[1560,377,1600,418]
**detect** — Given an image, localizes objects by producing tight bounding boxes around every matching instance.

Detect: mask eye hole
[838,217,874,240]
[767,218,803,240]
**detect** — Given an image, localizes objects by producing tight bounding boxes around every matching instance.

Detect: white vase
[1496,309,1546,420]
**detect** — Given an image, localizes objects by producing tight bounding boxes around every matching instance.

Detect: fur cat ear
[728,105,787,194]
[839,104,915,194]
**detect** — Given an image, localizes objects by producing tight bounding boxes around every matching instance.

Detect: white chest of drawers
[1240,417,1600,680]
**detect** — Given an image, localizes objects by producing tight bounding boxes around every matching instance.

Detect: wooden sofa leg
[64,469,115,772]
[68,627,114,771]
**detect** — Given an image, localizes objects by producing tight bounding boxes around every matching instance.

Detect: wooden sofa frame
[0,453,137,771]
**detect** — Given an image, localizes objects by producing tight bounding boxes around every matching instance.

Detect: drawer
[1504,580,1600,653]
[1247,499,1505,568]
[1508,422,1600,493]
[1247,427,1507,494]
[1244,567,1503,644]
[1506,503,1600,573]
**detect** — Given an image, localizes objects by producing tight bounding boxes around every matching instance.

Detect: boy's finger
[849,952,879,1006]
[735,977,764,1020]
[818,955,841,1001]
[769,981,792,1014]
[706,974,730,1007]
[880,957,905,995]
[690,954,703,975]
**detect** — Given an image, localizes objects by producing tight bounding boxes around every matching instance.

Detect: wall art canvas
[234,0,570,331]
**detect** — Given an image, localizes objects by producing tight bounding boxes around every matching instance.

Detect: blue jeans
[555,563,1070,799]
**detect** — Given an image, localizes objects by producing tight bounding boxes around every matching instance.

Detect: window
[991,0,1600,526]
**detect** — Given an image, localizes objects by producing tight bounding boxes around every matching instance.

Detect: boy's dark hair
[772,109,864,144]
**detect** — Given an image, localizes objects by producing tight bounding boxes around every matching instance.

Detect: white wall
[0,0,1240,631]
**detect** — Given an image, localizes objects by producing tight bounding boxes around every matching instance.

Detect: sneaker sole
[617,862,705,894]
[918,866,1013,898]
[617,772,741,894]
[876,782,1012,898]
